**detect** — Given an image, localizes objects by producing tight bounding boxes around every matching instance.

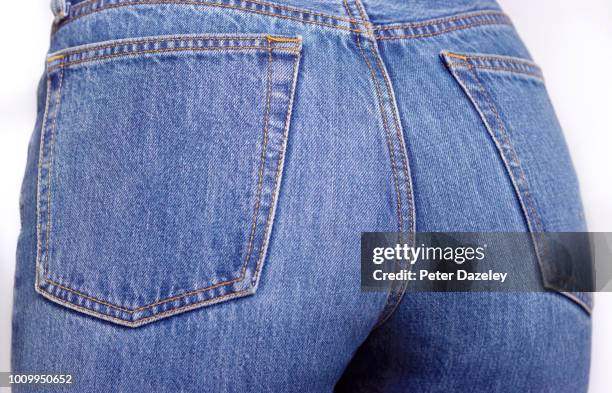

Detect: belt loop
[51,0,71,21]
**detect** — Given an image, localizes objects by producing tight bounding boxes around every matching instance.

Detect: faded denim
[12,0,591,392]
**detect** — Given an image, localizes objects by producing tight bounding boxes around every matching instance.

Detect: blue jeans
[12,0,591,391]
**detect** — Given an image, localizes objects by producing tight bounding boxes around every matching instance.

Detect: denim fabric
[12,0,591,391]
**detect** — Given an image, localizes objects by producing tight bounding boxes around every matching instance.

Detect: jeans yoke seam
[375,20,512,40]
[70,0,362,23]
[54,0,367,34]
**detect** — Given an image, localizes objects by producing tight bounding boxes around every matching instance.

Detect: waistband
[51,0,503,27]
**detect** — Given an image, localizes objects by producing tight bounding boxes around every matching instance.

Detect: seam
[47,54,66,62]
[47,36,300,60]
[47,46,299,72]
[251,52,300,284]
[40,287,252,326]
[243,38,273,279]
[372,40,414,242]
[449,64,543,79]
[266,34,300,43]
[34,75,54,292]
[465,63,548,269]
[374,10,505,30]
[70,0,362,24]
[353,0,368,22]
[44,66,65,276]
[55,1,366,33]
[442,57,549,284]
[369,27,415,330]
[375,19,511,40]
[38,47,299,317]
[466,65,544,234]
[344,0,403,233]
[451,54,539,67]
[558,291,592,315]
[353,0,414,329]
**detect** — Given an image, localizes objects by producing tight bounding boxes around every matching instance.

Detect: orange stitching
[56,1,365,33]
[446,53,468,60]
[374,10,506,31]
[251,53,300,283]
[70,0,363,24]
[47,46,299,72]
[44,66,64,276]
[450,64,542,79]
[242,40,273,279]
[266,35,301,43]
[35,75,54,290]
[466,66,544,233]
[354,0,368,22]
[39,43,301,318]
[345,0,403,233]
[41,287,252,326]
[372,38,414,241]
[376,19,511,40]
[47,36,300,61]
[446,52,540,68]
[356,0,415,328]
[465,64,547,267]
[45,272,243,312]
[46,54,65,62]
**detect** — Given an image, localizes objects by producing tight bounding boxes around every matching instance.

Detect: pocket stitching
[43,65,65,278]
[48,46,300,72]
[441,52,592,314]
[36,39,301,322]
[444,52,543,79]
[49,35,300,60]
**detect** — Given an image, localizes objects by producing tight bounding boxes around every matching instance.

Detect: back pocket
[36,34,302,327]
[440,51,592,313]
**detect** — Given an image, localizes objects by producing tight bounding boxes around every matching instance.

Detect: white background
[0,1,610,391]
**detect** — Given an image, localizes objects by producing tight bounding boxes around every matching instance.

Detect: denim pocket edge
[440,50,593,314]
[34,34,303,327]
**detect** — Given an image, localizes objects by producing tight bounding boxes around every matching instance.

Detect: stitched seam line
[446,52,541,71]
[372,42,414,242]
[464,63,548,272]
[370,42,414,329]
[374,10,505,30]
[47,36,300,60]
[69,0,362,24]
[344,0,403,233]
[34,76,54,291]
[443,57,550,298]
[375,19,511,40]
[467,65,544,234]
[242,39,273,280]
[41,287,252,326]
[355,0,414,329]
[450,64,542,79]
[40,48,296,316]
[251,52,300,284]
[47,46,298,72]
[55,1,366,33]
[43,66,65,277]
